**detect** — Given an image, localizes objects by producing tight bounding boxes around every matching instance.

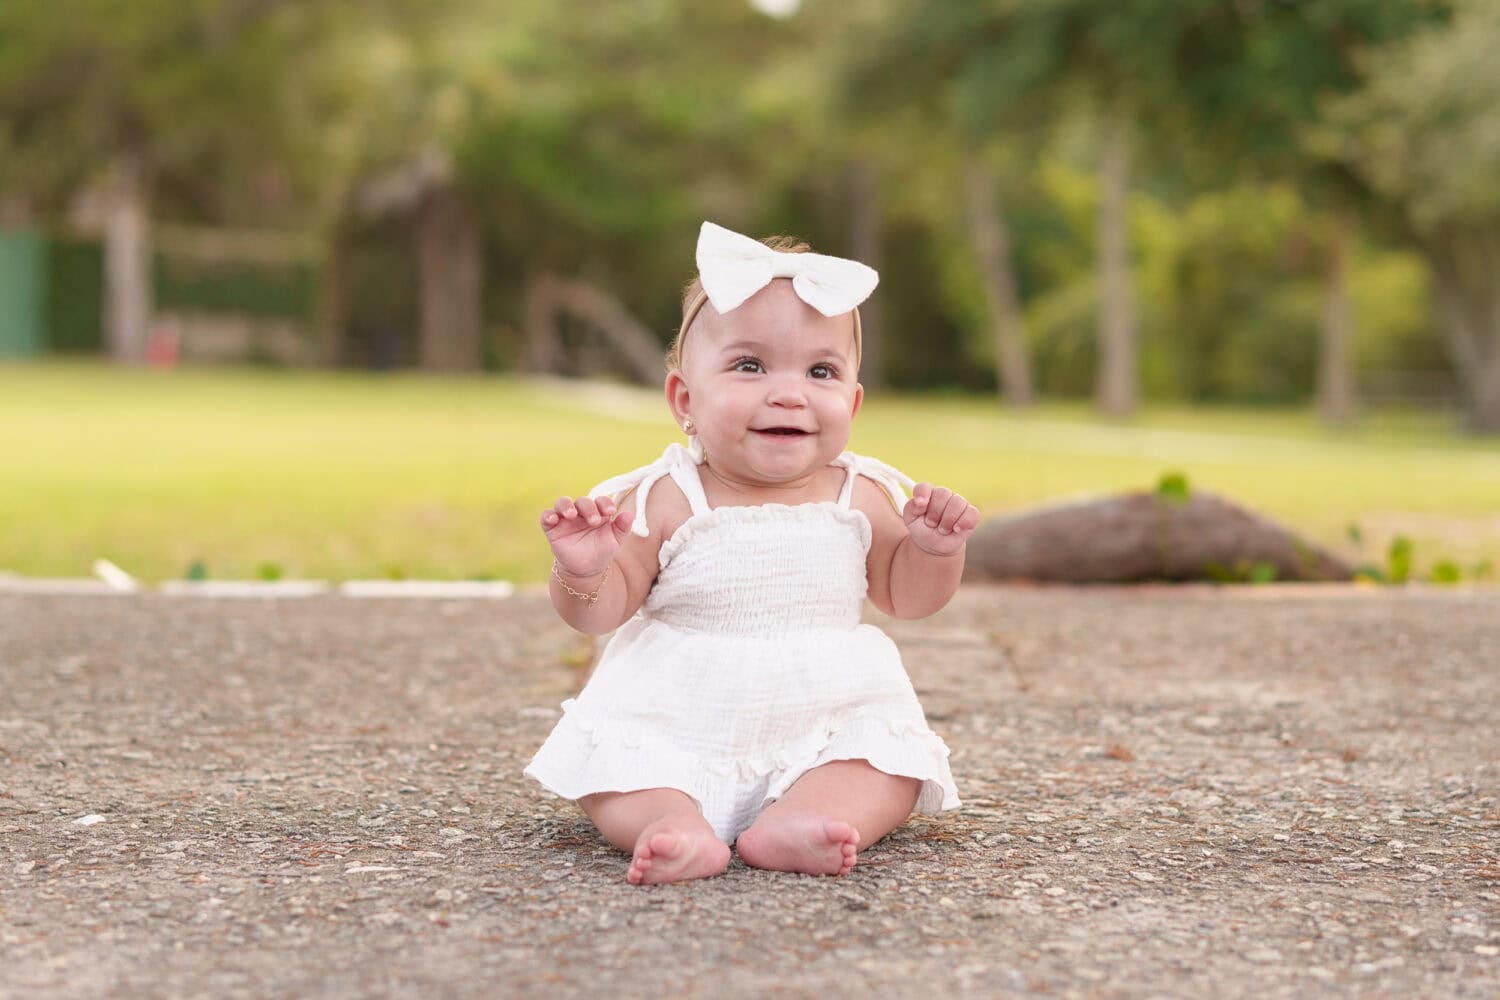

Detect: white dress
[523,441,961,843]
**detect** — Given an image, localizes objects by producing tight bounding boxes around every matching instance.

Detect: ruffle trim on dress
[522,701,715,812]
[759,713,960,815]
[527,700,959,815]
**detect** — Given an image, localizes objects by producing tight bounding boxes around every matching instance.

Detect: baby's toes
[627,849,654,885]
[837,824,859,874]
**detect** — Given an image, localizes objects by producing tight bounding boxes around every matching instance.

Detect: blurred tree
[331,0,550,373]
[839,0,1041,406]
[847,0,1249,418]
[993,0,1200,420]
[0,0,458,363]
[1139,183,1318,403]
[1313,0,1500,431]
[1162,0,1444,425]
[2,0,1470,411]
[457,0,819,380]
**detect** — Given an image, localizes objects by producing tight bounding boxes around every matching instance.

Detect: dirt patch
[1,587,1496,998]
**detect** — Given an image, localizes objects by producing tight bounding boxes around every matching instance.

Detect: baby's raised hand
[903,483,980,557]
[540,495,635,576]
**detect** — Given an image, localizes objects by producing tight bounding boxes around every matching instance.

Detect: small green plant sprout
[1428,560,1461,585]
[185,560,208,581]
[1156,471,1191,503]
[256,562,284,582]
[1387,536,1415,584]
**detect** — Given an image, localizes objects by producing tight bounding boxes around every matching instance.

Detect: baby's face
[670,280,863,490]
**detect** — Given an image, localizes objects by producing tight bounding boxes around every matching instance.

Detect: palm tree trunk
[1471,354,1500,433]
[523,271,564,375]
[848,159,885,387]
[316,228,352,367]
[1096,103,1137,418]
[103,156,152,365]
[1426,232,1500,434]
[417,187,483,372]
[964,158,1033,406]
[1317,209,1357,426]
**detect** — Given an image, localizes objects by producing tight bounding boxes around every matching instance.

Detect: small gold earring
[683,417,694,434]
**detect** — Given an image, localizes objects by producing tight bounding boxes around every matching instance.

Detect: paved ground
[1,586,1497,999]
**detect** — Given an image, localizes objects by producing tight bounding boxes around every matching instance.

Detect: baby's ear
[664,369,691,427]
[851,382,864,419]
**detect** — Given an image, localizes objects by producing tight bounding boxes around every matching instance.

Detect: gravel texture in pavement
[1,587,1497,999]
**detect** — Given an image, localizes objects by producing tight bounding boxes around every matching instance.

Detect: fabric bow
[696,221,879,317]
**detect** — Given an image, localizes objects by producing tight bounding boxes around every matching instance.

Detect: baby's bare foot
[626,823,730,886]
[736,813,860,876]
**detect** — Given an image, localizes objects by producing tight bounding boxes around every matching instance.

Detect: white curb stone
[0,576,126,595]
[158,580,332,597]
[1,570,516,599]
[338,580,515,599]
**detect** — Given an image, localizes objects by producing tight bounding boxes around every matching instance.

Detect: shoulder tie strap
[836,451,915,511]
[588,439,708,537]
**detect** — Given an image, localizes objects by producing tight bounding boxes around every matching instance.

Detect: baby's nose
[766,375,808,405]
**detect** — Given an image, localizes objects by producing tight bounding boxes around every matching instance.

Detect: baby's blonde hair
[665,234,862,372]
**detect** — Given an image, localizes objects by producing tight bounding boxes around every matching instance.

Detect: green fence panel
[0,230,47,357]
[46,238,105,353]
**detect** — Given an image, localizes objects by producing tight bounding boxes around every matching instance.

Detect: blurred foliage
[0,0,1494,414]
[1156,472,1191,503]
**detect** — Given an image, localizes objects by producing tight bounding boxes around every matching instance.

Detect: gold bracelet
[552,561,611,607]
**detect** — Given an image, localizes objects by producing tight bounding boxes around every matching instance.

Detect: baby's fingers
[573,496,606,527]
[541,496,585,532]
[936,493,973,533]
[540,495,631,535]
[904,483,933,526]
[923,487,954,528]
[540,499,564,531]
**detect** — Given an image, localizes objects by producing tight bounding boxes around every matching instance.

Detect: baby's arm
[541,488,660,634]
[860,478,980,619]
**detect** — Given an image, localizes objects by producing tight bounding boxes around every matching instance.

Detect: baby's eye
[809,363,837,380]
[732,357,764,374]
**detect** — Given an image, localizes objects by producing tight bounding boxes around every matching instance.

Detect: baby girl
[525,221,976,884]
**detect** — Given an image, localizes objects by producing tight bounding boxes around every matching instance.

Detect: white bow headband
[695,221,879,317]
[676,222,879,367]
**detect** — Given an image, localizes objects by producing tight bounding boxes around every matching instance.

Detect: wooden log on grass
[963,492,1354,584]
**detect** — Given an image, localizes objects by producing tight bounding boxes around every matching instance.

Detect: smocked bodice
[643,504,871,636]
[587,441,914,638]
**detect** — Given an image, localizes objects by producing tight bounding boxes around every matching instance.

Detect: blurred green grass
[3,361,1497,584]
